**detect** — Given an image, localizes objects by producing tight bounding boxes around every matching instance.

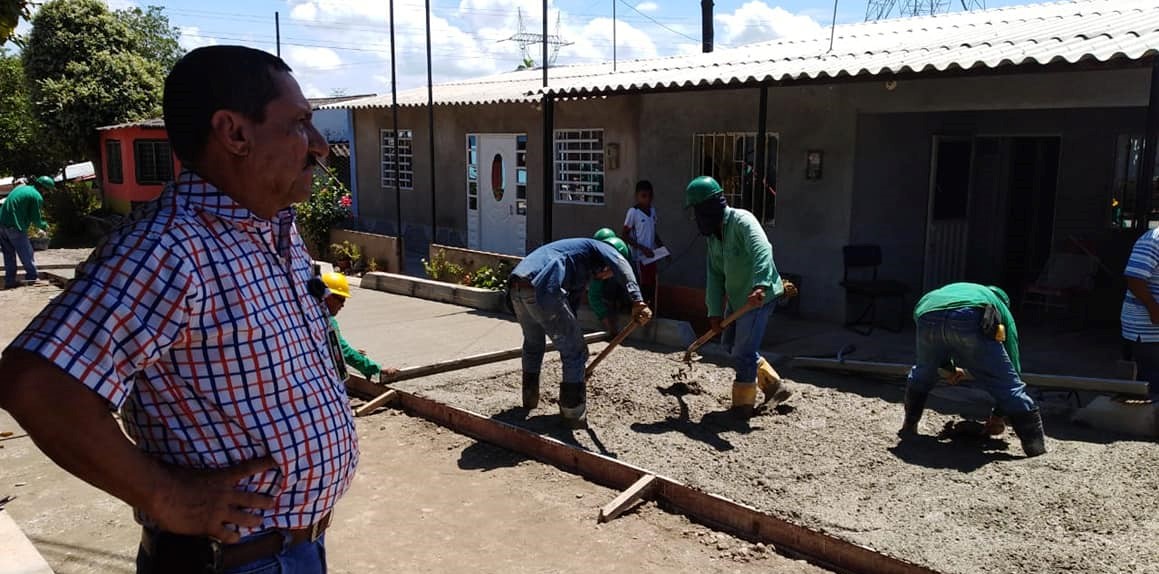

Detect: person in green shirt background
[899,282,1046,457]
[321,272,398,380]
[685,176,794,416]
[0,175,53,289]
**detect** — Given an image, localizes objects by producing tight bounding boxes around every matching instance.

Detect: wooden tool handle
[684,301,759,359]
[585,321,641,378]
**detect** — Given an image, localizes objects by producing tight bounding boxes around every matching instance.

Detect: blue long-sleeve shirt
[512,238,642,310]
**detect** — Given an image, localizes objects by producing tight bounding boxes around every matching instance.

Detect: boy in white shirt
[622,180,662,306]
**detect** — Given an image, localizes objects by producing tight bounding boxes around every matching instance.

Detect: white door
[474,134,526,255]
[923,136,974,291]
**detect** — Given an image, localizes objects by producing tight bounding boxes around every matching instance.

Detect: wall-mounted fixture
[806,150,823,181]
[605,142,621,171]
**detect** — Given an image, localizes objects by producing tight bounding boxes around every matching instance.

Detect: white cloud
[178,26,217,52]
[286,46,343,71]
[715,2,824,47]
[635,2,659,13]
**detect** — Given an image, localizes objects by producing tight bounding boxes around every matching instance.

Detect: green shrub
[43,180,100,246]
[463,262,509,291]
[422,249,464,283]
[329,240,362,273]
[296,167,352,255]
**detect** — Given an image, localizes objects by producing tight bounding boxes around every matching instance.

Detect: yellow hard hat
[321,272,351,298]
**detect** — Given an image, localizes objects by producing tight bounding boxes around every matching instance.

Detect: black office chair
[840,244,910,335]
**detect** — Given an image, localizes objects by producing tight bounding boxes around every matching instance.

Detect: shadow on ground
[29,536,135,574]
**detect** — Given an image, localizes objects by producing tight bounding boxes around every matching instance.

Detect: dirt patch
[400,345,1159,574]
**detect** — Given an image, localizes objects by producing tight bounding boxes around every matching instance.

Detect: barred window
[105,139,123,184]
[133,139,173,185]
[554,129,604,205]
[381,129,414,190]
[692,132,779,224]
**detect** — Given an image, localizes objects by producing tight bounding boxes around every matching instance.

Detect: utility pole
[612,0,617,71]
[542,0,549,87]
[425,0,437,246]
[389,0,403,268]
[275,11,281,57]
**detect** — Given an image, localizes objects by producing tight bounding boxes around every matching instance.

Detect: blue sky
[83,0,1033,96]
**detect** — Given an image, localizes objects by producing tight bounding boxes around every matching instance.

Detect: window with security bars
[1111,134,1159,229]
[466,135,478,211]
[105,139,124,184]
[554,129,604,204]
[381,129,414,190]
[133,139,173,185]
[692,133,779,224]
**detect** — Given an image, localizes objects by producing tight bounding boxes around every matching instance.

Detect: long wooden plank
[585,322,639,378]
[599,474,657,523]
[383,331,610,383]
[391,389,940,574]
[791,357,1149,397]
[354,390,398,417]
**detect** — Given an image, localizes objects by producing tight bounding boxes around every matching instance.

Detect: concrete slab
[0,512,53,574]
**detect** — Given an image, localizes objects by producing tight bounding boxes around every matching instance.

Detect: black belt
[139,511,332,573]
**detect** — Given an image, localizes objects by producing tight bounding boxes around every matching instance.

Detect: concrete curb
[576,307,696,349]
[0,263,77,273]
[360,272,506,313]
[1071,396,1159,439]
[0,512,53,574]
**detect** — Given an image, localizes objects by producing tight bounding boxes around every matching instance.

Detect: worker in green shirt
[589,228,631,333]
[899,282,1046,457]
[320,272,398,380]
[685,176,794,416]
[0,176,53,289]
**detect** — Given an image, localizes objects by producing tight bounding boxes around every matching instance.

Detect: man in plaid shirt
[0,46,354,573]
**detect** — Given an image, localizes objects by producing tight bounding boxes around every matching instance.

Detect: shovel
[682,301,759,363]
[585,319,643,379]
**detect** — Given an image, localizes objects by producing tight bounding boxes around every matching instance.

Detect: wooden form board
[791,357,1149,397]
[384,331,610,384]
[383,388,942,574]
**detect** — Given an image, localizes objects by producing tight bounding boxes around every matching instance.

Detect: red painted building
[96,118,181,213]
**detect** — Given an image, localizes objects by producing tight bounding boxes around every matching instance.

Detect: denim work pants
[721,302,773,383]
[1130,340,1159,397]
[136,534,326,574]
[0,226,37,288]
[906,307,1036,416]
[511,286,589,384]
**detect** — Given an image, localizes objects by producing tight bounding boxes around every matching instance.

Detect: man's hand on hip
[149,456,278,544]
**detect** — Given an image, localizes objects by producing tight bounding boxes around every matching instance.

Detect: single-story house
[95,95,373,213]
[329,0,1159,325]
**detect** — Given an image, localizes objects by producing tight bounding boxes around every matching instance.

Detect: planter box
[30,237,49,251]
[431,244,522,275]
[361,272,506,313]
[330,229,402,274]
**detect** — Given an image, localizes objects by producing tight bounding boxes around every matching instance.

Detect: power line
[615,0,700,44]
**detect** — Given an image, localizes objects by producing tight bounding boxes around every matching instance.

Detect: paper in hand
[638,246,670,265]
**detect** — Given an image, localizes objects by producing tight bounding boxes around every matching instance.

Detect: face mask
[693,196,726,237]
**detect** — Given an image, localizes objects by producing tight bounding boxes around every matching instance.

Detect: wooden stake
[585,321,640,378]
[354,390,399,417]
[598,474,657,523]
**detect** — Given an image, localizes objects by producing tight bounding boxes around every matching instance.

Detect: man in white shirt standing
[622,180,663,307]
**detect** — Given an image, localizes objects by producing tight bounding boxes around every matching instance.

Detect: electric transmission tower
[501,8,573,67]
[865,0,984,21]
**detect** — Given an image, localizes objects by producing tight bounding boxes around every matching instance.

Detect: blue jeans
[136,534,326,574]
[0,226,37,288]
[511,286,589,384]
[906,307,1036,416]
[721,302,773,383]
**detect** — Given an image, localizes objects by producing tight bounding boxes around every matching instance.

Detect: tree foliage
[0,0,32,46]
[0,49,64,177]
[117,6,184,72]
[22,0,175,162]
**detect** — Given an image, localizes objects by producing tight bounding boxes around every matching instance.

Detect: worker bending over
[899,282,1046,457]
[685,176,793,415]
[321,272,398,380]
[509,237,652,428]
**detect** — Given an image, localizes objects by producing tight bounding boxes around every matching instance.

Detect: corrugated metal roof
[97,117,166,131]
[326,0,1159,109]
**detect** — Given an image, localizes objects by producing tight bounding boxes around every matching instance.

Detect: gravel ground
[398,344,1159,574]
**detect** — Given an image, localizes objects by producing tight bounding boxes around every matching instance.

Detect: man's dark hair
[163,46,293,167]
[635,180,653,193]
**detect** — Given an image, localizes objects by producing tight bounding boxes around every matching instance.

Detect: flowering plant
[296,167,353,255]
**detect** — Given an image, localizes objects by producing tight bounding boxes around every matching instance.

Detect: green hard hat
[601,236,631,261]
[684,176,723,208]
[593,227,617,241]
[34,176,56,190]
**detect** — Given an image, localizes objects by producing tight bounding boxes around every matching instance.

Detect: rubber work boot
[522,371,540,410]
[756,357,793,406]
[1009,408,1047,457]
[559,382,587,429]
[897,389,929,438]
[731,382,758,417]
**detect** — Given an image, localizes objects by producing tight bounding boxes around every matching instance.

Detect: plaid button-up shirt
[10,171,358,533]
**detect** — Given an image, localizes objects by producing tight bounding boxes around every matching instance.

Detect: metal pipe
[612,0,617,71]
[425,0,437,247]
[389,0,403,269]
[700,0,713,53]
[828,0,839,53]
[275,11,281,57]
[754,85,768,219]
[1137,60,1159,230]
[542,95,554,243]
[542,0,549,87]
